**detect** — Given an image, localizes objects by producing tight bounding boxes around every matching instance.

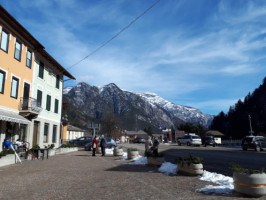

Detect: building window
[46,94,51,111]
[0,70,6,94]
[54,99,59,113]
[52,125,57,143]
[0,29,9,52]
[11,77,19,99]
[43,123,49,143]
[39,62,44,79]
[26,49,32,68]
[56,75,60,89]
[14,40,22,61]
[37,90,42,107]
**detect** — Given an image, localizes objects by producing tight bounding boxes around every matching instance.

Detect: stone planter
[48,149,56,156]
[178,163,204,176]
[56,147,78,154]
[233,172,266,197]
[113,148,123,156]
[127,151,139,160]
[147,157,165,166]
[0,154,15,167]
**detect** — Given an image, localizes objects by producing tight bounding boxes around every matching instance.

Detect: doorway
[33,121,39,146]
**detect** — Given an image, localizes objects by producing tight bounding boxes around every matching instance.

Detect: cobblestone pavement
[0,150,264,200]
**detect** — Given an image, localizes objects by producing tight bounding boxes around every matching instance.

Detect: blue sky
[2,0,266,115]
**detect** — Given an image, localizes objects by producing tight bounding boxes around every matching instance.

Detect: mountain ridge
[63,82,213,131]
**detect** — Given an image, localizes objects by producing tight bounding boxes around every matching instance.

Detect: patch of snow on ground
[158,162,177,175]
[196,170,234,194]
[124,155,148,165]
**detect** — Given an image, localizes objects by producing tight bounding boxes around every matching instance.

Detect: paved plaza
[0,150,263,200]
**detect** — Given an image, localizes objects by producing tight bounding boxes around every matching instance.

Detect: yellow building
[0,5,75,150]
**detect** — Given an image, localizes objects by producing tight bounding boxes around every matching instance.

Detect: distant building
[126,130,148,143]
[64,125,87,141]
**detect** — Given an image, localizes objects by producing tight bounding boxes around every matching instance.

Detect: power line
[67,0,160,70]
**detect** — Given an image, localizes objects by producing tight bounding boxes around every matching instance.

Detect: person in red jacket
[92,136,99,156]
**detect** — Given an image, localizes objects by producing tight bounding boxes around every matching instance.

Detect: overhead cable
[67,0,160,70]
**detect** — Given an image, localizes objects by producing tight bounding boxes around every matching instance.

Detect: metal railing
[20,97,42,113]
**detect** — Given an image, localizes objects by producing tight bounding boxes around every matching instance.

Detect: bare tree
[100,113,122,138]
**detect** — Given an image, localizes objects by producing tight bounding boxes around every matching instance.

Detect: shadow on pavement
[105,163,160,173]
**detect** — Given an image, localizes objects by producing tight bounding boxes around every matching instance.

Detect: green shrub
[60,143,77,148]
[146,152,164,158]
[30,145,40,151]
[48,144,55,149]
[177,155,204,166]
[230,163,265,174]
[127,148,138,152]
[0,149,15,158]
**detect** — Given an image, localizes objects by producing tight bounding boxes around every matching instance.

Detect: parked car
[84,138,117,151]
[115,139,121,144]
[133,137,146,143]
[68,136,92,147]
[241,136,266,152]
[201,136,216,147]
[177,135,202,146]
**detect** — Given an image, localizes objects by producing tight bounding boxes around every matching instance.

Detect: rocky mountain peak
[63,82,213,130]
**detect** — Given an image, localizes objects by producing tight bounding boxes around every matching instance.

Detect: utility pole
[248,115,254,136]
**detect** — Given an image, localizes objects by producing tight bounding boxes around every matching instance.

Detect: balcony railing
[20,97,42,114]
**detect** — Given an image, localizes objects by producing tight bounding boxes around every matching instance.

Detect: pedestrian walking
[152,137,159,156]
[145,136,153,156]
[92,136,99,156]
[100,135,107,156]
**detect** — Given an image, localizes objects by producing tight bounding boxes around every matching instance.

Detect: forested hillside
[210,77,266,139]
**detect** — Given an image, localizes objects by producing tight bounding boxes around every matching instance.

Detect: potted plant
[127,148,139,160]
[147,152,165,166]
[29,144,40,159]
[48,144,56,156]
[113,146,123,156]
[231,163,266,197]
[177,155,204,176]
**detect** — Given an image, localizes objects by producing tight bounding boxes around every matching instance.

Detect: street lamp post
[248,115,254,136]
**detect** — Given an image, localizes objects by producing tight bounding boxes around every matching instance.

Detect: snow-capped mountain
[137,92,213,127]
[63,82,213,131]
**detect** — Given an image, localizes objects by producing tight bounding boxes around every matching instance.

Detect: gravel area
[0,150,264,200]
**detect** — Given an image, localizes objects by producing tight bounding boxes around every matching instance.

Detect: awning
[0,110,31,125]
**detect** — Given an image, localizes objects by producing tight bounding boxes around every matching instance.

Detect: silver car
[178,135,202,146]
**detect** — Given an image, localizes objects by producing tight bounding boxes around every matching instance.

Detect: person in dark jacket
[152,137,159,156]
[92,136,99,156]
[100,135,107,156]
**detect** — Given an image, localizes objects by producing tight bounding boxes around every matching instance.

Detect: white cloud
[220,65,257,76]
[187,98,243,115]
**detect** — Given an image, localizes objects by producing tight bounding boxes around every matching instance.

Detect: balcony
[19,97,42,119]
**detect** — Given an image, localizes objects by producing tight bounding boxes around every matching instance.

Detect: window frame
[0,28,9,53]
[46,94,51,111]
[0,69,6,94]
[38,62,44,79]
[43,123,49,143]
[52,125,57,143]
[56,75,60,89]
[26,49,32,68]
[14,39,22,61]
[54,98,59,113]
[10,76,19,99]
[37,89,42,107]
